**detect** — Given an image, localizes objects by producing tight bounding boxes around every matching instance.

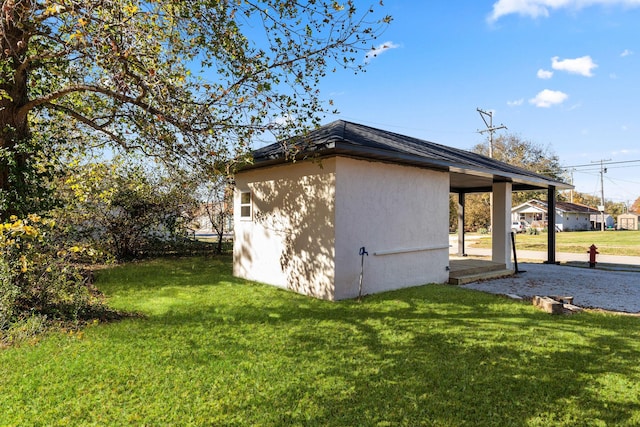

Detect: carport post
[546,186,557,264]
[491,181,513,270]
[457,192,466,256]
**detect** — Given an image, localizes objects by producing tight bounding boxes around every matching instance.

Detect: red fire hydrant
[587,244,599,268]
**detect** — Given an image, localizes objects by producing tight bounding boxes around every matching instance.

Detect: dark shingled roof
[246,120,572,193]
[518,199,600,214]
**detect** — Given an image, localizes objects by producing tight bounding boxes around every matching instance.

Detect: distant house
[590,213,615,230]
[512,199,599,231]
[618,212,640,230]
[189,202,233,238]
[233,121,570,300]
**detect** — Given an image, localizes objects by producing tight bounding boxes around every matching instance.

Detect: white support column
[491,182,513,270]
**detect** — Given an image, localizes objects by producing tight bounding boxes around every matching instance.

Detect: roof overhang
[241,121,573,194]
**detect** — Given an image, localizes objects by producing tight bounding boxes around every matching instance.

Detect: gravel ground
[461,262,640,313]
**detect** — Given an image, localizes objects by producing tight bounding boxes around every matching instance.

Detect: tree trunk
[0,4,34,220]
[216,231,224,255]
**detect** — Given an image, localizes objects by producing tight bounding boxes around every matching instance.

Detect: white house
[234,121,571,300]
[189,202,233,239]
[512,199,599,231]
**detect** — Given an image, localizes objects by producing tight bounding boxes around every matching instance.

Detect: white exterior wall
[333,157,450,299]
[554,211,565,231]
[233,159,337,300]
[560,212,592,231]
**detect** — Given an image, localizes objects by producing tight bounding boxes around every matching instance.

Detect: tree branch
[20,84,186,130]
[43,102,128,147]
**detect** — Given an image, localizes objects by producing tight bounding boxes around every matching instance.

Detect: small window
[240,192,252,219]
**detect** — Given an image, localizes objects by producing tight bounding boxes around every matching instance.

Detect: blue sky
[318,0,640,206]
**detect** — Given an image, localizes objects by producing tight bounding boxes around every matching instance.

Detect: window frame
[240,191,252,220]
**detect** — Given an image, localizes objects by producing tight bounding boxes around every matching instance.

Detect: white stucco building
[234,121,571,300]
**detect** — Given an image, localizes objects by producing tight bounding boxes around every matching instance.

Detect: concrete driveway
[461,262,640,313]
[449,234,640,313]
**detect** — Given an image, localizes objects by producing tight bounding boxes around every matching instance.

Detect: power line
[563,159,640,169]
[569,164,640,173]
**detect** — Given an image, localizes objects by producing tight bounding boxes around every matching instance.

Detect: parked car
[512,220,529,233]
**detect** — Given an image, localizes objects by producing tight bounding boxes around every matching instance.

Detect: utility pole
[477,108,507,232]
[592,158,611,231]
[477,108,507,159]
[569,168,575,203]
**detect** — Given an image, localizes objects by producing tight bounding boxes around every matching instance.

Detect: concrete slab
[461,262,640,313]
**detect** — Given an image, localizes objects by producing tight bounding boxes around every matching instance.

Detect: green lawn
[2,257,640,426]
[471,230,640,257]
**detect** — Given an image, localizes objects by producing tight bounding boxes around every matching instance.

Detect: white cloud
[507,99,524,106]
[271,114,295,127]
[551,55,597,77]
[488,0,640,23]
[537,69,553,79]
[612,148,640,156]
[621,49,633,57]
[364,41,400,63]
[529,89,569,107]
[488,0,554,22]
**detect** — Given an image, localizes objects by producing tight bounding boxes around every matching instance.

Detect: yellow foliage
[69,30,84,41]
[22,225,38,238]
[124,5,139,15]
[44,4,64,16]
[27,214,41,223]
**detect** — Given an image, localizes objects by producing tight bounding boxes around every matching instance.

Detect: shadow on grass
[92,257,640,426]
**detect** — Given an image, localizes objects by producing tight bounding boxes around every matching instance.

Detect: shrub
[0,257,19,330]
[57,160,201,261]
[0,215,104,336]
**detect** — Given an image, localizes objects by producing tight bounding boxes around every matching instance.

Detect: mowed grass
[472,230,640,257]
[2,256,640,426]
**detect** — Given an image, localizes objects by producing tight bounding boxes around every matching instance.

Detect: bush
[0,215,105,336]
[57,160,200,262]
[0,257,19,330]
